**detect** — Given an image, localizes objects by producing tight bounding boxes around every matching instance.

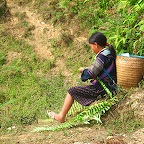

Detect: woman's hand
[78,67,85,73]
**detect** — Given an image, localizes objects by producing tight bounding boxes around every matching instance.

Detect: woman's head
[89,32,107,47]
[88,32,116,58]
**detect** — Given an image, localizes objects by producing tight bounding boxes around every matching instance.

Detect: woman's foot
[47,111,65,123]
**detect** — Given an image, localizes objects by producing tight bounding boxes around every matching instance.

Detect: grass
[103,83,144,134]
[104,106,143,133]
[0,61,67,128]
[107,112,143,134]
[0,23,67,129]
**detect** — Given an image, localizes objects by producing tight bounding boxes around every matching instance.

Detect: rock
[106,135,127,144]
[130,90,144,118]
[131,128,144,144]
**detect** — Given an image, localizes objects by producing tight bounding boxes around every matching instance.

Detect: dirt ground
[0,117,144,144]
[0,1,144,144]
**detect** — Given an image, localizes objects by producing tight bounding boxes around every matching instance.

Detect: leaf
[83,0,90,4]
[93,115,102,123]
[83,121,90,124]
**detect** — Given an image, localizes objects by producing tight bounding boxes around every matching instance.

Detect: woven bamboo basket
[116,54,144,88]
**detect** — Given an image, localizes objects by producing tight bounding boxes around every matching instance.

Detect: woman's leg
[53,92,74,123]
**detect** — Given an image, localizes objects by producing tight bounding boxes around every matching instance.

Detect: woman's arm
[81,69,92,82]
[87,57,104,78]
[80,54,105,82]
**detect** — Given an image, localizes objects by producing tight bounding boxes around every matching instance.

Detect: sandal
[47,110,55,119]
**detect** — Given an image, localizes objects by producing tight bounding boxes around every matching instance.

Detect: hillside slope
[0,1,144,144]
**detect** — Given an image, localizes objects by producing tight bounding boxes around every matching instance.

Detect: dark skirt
[68,83,106,106]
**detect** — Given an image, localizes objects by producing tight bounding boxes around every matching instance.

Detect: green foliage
[0,74,66,128]
[0,68,66,128]
[105,0,144,55]
[31,0,144,55]
[97,0,115,10]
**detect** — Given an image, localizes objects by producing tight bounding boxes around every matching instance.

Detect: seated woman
[48,32,117,123]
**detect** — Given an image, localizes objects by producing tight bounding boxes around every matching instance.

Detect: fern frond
[67,101,85,117]
[32,97,116,132]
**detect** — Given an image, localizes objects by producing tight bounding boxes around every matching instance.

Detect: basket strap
[96,77,113,98]
[99,61,114,80]
[103,68,117,86]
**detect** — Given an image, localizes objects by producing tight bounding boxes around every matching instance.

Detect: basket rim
[117,54,144,59]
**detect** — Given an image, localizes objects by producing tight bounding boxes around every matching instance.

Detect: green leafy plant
[105,0,144,55]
